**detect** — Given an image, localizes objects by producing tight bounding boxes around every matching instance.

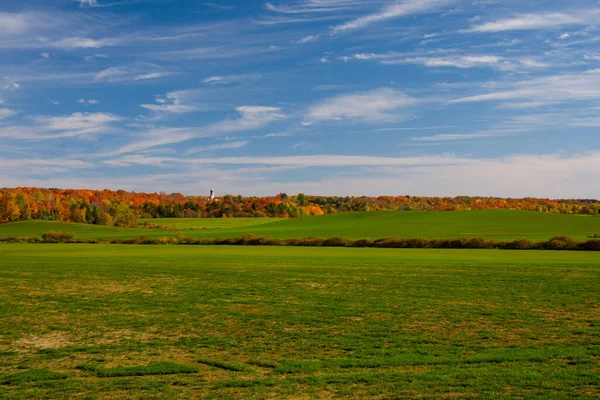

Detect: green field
[0,244,599,398]
[1,210,599,241]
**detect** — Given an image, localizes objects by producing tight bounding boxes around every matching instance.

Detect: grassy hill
[1,210,598,241]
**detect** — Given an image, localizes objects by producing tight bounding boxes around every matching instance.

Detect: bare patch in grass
[14,332,71,351]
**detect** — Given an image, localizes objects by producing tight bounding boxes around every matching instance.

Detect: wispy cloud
[0,108,16,120]
[35,112,121,137]
[265,0,367,15]
[201,74,261,85]
[76,0,98,6]
[209,106,286,134]
[307,88,418,123]
[0,112,121,140]
[332,0,451,34]
[95,63,170,82]
[410,130,522,142]
[105,128,197,157]
[51,37,121,49]
[294,34,320,44]
[0,12,55,36]
[464,11,599,33]
[78,98,99,105]
[451,69,600,106]
[185,140,250,155]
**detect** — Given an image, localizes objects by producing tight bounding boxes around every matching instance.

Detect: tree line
[0,187,599,225]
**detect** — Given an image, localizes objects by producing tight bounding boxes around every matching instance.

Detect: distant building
[210,189,215,201]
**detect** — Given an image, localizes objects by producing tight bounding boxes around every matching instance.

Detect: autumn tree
[0,194,21,222]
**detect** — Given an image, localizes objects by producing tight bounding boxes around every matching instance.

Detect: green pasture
[1,210,599,241]
[0,244,599,398]
[139,217,281,230]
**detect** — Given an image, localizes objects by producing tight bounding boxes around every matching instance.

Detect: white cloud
[410,130,520,142]
[77,0,98,6]
[451,69,600,106]
[209,106,286,134]
[78,98,99,105]
[6,151,600,198]
[94,152,600,198]
[51,37,120,49]
[0,157,94,175]
[356,51,549,70]
[95,64,169,82]
[559,33,570,40]
[465,12,596,33]
[2,78,20,91]
[135,72,170,81]
[307,88,418,123]
[41,53,50,59]
[108,106,284,156]
[0,109,16,120]
[332,0,451,33]
[38,112,120,135]
[84,53,108,62]
[201,74,261,85]
[0,112,120,140]
[111,153,474,167]
[295,34,320,44]
[265,1,366,15]
[0,13,34,36]
[140,103,197,114]
[106,128,196,156]
[185,140,250,155]
[388,55,503,69]
[140,92,199,115]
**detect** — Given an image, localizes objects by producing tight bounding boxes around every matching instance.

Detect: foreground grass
[2,210,599,241]
[0,244,599,398]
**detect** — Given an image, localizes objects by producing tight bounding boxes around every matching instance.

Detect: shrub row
[1,232,599,251]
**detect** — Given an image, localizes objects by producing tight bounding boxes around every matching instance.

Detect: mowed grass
[2,210,600,241]
[139,217,281,230]
[0,244,599,398]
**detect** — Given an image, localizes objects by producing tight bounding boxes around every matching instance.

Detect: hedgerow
[2,232,599,251]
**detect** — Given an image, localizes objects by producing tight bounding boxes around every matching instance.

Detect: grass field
[1,210,599,241]
[0,244,599,398]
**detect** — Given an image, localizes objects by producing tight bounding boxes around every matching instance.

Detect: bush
[245,236,282,246]
[290,237,325,246]
[351,239,374,248]
[323,237,352,247]
[178,237,201,245]
[580,240,600,251]
[42,231,76,243]
[406,237,430,248]
[543,235,578,250]
[508,238,535,250]
[466,237,495,249]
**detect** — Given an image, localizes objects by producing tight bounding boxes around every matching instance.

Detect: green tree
[113,202,138,227]
[296,193,307,206]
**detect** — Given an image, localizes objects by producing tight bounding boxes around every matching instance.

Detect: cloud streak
[307,88,418,123]
[465,11,599,33]
[332,0,451,33]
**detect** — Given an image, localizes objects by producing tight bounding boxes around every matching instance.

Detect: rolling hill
[1,210,598,241]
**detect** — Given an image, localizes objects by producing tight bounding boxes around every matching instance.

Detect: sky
[1,0,600,198]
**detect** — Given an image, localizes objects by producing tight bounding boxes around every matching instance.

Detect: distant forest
[1,187,599,226]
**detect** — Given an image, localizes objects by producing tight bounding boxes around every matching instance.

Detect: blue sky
[1,0,600,197]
